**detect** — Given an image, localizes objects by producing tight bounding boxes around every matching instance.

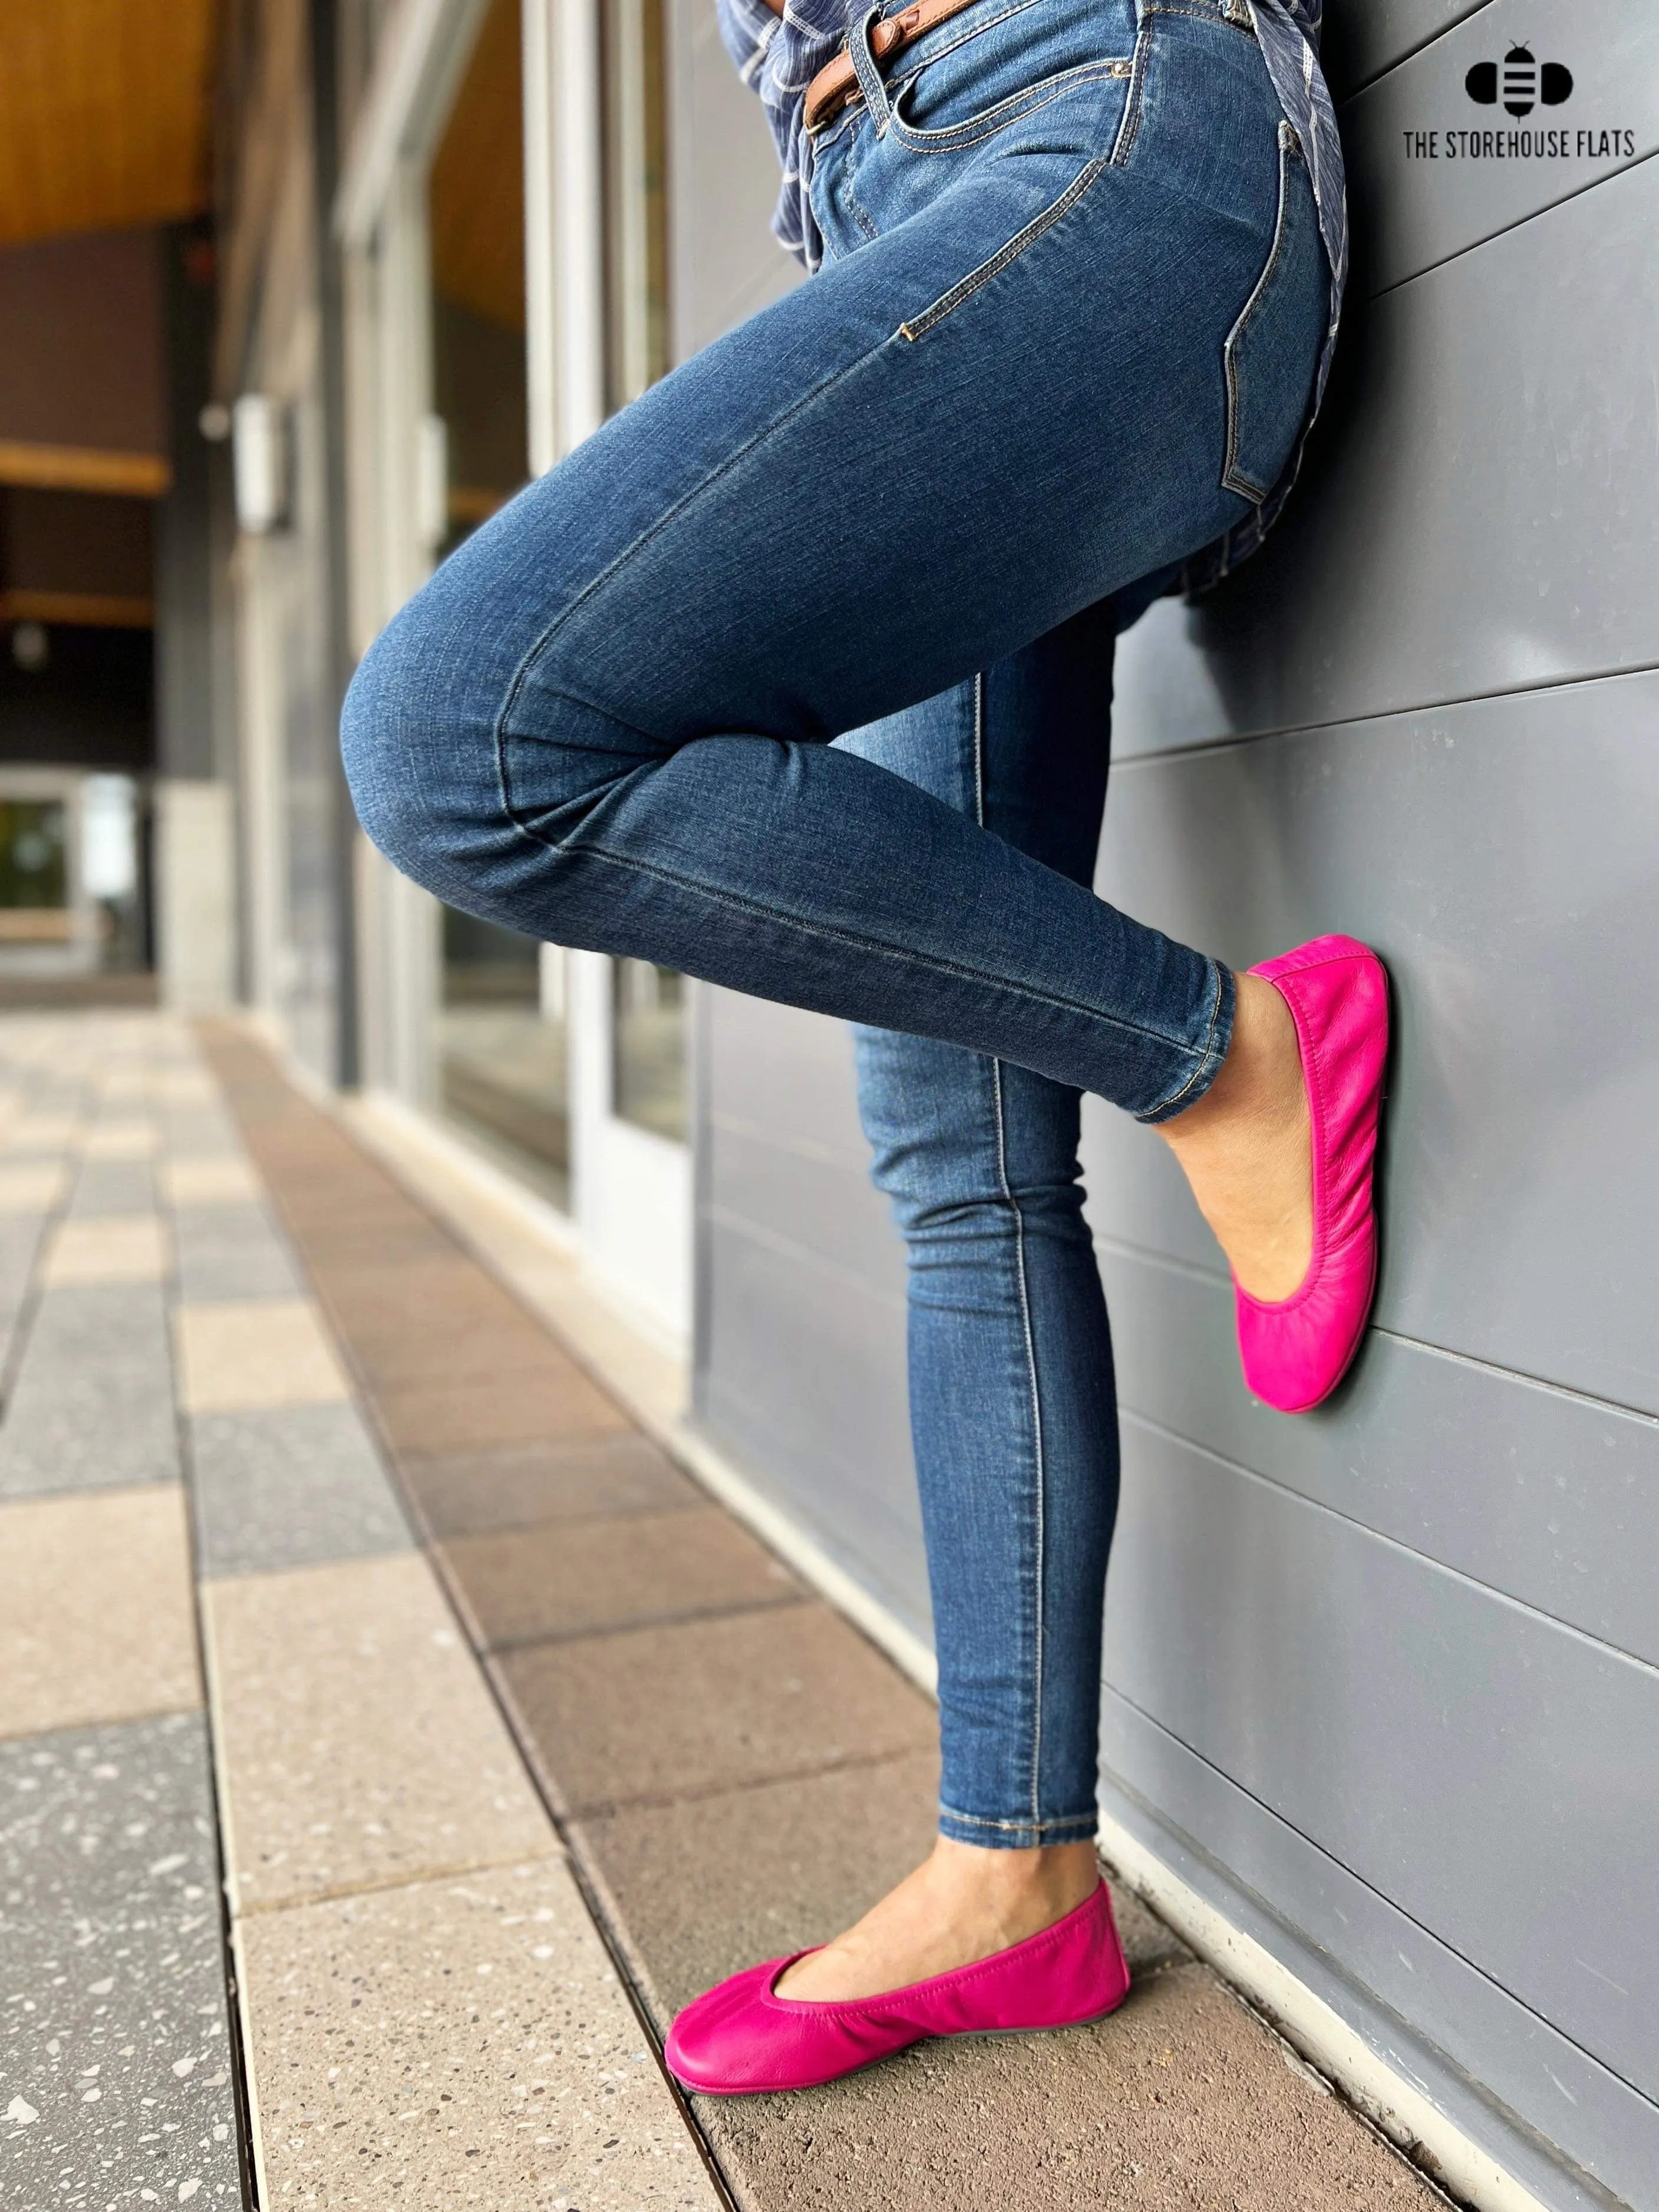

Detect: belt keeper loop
[849,4,894,131]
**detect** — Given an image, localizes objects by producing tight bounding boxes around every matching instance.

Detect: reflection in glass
[427,2,569,1202]
[81,775,145,970]
[428,0,528,551]
[0,799,67,913]
[612,958,685,1141]
[603,0,669,411]
[438,911,569,1206]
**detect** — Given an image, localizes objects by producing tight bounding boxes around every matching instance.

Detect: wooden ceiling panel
[0,1,218,249]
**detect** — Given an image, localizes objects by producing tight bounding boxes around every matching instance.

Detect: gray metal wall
[691,7,1658,2205]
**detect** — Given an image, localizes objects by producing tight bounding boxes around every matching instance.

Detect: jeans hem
[1133,956,1236,1125]
[938,1805,1100,1849]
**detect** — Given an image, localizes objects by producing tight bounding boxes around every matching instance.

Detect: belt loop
[849,4,893,132]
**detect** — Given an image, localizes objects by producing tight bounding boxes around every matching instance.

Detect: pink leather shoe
[1235,934,1389,1413]
[664,1882,1130,2095]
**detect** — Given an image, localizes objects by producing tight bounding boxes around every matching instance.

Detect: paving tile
[65,1155,156,1216]
[190,1402,412,1577]
[0,1486,201,1739]
[371,1364,629,1457]
[579,1752,943,2019]
[403,1433,704,1537]
[292,1215,459,1271]
[154,1069,217,1105]
[0,1713,242,2210]
[4,1111,83,1152]
[317,1257,575,1386]
[0,1283,180,1498]
[94,1066,150,1101]
[697,1959,1440,2212]
[83,1119,157,1158]
[0,1159,66,1212]
[0,1212,49,1316]
[202,1551,556,1912]
[175,1295,351,1414]
[236,1858,720,2212]
[163,1105,244,1156]
[173,1202,302,1303]
[162,1155,262,1205]
[498,1604,937,1818]
[42,1211,168,1285]
[441,1506,803,1650]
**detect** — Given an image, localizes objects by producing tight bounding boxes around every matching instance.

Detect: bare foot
[774,1837,1100,2003]
[1158,970,1312,1301]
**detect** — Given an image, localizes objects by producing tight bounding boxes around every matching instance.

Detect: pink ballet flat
[1235,934,1390,1413]
[664,1881,1130,2095]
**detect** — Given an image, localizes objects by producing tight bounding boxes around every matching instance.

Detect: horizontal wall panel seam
[1099,1689,1659,2127]
[706,1204,908,1310]
[1095,1232,1659,1433]
[1118,1406,1659,1681]
[709,1111,862,1169]
[1330,1,1495,100]
[1370,147,1659,303]
[1109,658,1659,770]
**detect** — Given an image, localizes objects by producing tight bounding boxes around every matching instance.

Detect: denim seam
[1135,956,1229,1123]
[1109,4,1152,164]
[974,670,1045,1833]
[898,156,1106,341]
[939,1805,1097,1835]
[492,347,890,812]
[1221,118,1301,502]
[886,57,1132,155]
[1145,0,1257,25]
[532,831,1216,1075]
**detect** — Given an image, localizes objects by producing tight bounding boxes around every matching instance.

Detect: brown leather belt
[757,0,990,134]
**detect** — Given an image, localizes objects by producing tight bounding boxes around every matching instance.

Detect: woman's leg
[342,5,1321,1130]
[776,606,1122,2000]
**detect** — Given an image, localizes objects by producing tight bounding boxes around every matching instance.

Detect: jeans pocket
[897,154,1106,340]
[888,56,1132,154]
[1221,120,1327,503]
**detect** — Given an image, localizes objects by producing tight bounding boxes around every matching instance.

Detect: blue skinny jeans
[343,0,1329,1848]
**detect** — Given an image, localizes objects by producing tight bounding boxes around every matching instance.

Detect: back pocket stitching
[898,156,1106,341]
[1221,119,1301,502]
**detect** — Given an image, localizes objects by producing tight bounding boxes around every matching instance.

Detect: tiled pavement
[2,1011,1449,2212]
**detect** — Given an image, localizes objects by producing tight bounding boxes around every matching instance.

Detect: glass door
[421,0,572,1205]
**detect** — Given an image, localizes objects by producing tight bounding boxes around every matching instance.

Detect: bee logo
[1465,45,1573,117]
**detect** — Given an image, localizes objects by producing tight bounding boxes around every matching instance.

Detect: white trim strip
[334,0,494,246]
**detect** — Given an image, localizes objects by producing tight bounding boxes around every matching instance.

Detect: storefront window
[602,0,685,1145]
[438,912,569,1206]
[428,0,528,552]
[0,798,67,915]
[426,0,569,1201]
[612,957,685,1140]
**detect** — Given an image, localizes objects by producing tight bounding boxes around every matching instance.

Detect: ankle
[1159,971,1300,1154]
[926,1836,1099,1919]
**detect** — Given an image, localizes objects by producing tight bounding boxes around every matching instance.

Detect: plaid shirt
[716,0,1347,591]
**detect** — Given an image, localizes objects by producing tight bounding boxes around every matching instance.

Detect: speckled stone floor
[2,1013,1450,2212]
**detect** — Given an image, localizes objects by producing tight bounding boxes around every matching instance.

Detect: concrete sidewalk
[3,1009,1450,2211]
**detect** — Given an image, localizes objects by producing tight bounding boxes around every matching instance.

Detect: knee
[339,581,532,909]
[342,599,456,891]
